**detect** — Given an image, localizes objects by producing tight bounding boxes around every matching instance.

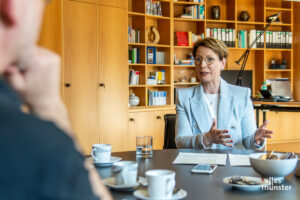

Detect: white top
[204,93,219,121]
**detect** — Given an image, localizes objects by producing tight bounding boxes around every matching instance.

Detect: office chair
[163,114,177,149]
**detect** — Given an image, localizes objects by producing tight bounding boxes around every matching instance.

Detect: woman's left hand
[254,120,273,145]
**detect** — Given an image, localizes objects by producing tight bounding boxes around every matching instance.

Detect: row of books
[148,90,167,106]
[147,70,166,85]
[237,30,264,48]
[146,0,162,16]
[206,28,235,47]
[181,5,204,19]
[129,70,140,85]
[174,32,204,46]
[147,47,165,64]
[128,48,140,64]
[266,31,292,49]
[187,0,205,2]
[128,26,140,43]
[174,0,204,2]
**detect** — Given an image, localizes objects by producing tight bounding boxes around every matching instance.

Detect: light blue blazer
[175,78,264,150]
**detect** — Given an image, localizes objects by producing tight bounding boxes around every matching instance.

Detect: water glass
[136,136,153,158]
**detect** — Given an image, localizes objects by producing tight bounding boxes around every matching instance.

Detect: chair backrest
[163,114,177,149]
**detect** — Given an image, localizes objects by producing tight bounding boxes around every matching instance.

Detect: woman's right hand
[203,119,233,147]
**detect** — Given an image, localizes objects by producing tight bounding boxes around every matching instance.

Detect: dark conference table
[95,149,300,200]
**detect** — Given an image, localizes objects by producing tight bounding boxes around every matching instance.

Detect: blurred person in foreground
[0,0,112,199]
[175,38,273,149]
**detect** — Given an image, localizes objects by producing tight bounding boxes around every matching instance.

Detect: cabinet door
[154,110,176,150]
[98,5,128,152]
[99,0,127,9]
[63,0,99,154]
[128,112,155,151]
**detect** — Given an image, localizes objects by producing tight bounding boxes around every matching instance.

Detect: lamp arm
[235,18,274,66]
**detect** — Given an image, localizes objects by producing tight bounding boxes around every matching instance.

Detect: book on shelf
[188,0,205,2]
[128,25,140,43]
[266,31,292,49]
[147,47,156,64]
[188,31,204,46]
[146,0,162,16]
[129,69,140,85]
[184,5,204,19]
[147,70,165,85]
[128,48,140,64]
[206,28,235,47]
[148,90,167,106]
[175,32,189,46]
[156,52,165,64]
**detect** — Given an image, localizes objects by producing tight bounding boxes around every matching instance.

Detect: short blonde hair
[192,38,229,60]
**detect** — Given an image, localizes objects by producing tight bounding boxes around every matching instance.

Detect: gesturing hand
[204,119,233,147]
[254,120,273,145]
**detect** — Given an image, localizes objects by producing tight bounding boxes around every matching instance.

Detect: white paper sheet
[172,152,227,165]
[229,154,250,166]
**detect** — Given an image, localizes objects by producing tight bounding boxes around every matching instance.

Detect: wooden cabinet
[98,5,129,152]
[63,0,99,154]
[63,0,128,154]
[128,109,176,151]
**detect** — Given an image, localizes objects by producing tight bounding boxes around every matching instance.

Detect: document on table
[229,154,250,166]
[173,152,227,165]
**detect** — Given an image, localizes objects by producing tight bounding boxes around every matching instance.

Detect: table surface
[95,149,300,200]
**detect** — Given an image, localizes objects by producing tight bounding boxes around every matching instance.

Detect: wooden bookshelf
[127,0,295,111]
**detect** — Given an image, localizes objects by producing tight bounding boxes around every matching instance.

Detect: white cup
[191,77,196,83]
[146,169,176,199]
[112,161,138,186]
[91,144,111,163]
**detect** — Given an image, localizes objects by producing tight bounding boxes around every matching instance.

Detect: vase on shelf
[239,11,250,21]
[211,6,220,20]
[129,93,140,107]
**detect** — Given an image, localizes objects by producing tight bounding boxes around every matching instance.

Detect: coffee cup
[146,169,176,198]
[112,161,138,186]
[91,144,111,163]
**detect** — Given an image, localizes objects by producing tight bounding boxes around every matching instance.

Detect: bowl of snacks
[249,150,298,179]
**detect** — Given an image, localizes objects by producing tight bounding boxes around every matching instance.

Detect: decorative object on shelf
[280,59,287,69]
[211,6,220,20]
[270,58,278,69]
[146,26,160,44]
[239,11,250,21]
[129,93,140,107]
[235,12,280,86]
[191,77,196,83]
[174,54,179,65]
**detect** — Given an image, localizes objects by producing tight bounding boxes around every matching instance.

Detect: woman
[175,38,273,149]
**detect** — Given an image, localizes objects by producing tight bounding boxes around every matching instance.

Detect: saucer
[93,156,122,167]
[102,177,139,190]
[133,188,187,200]
[223,176,270,191]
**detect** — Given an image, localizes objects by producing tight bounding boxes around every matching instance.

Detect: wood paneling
[99,0,127,9]
[63,0,99,154]
[98,5,129,152]
[128,109,176,151]
[128,112,155,151]
[39,0,62,55]
[267,140,300,153]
